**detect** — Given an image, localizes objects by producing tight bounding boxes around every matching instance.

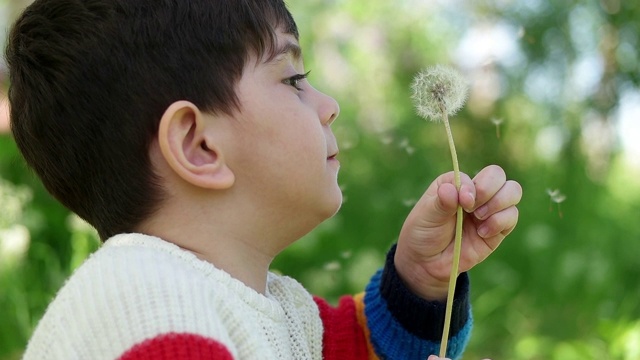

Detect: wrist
[394,250,450,301]
[374,246,472,342]
[395,261,449,301]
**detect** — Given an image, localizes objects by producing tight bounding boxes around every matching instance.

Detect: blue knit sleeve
[363,244,472,359]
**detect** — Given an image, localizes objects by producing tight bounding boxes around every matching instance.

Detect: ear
[157,101,234,190]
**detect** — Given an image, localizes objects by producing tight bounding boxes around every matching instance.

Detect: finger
[436,171,476,212]
[433,182,460,218]
[472,165,507,211]
[407,178,458,228]
[474,180,522,221]
[476,206,520,242]
[458,173,476,212]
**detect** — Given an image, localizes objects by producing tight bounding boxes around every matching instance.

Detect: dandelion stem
[439,108,464,358]
[410,65,468,359]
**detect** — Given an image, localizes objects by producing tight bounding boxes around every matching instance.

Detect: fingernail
[478,224,489,238]
[460,189,474,212]
[475,205,488,219]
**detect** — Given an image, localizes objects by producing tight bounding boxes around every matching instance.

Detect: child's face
[220,30,342,225]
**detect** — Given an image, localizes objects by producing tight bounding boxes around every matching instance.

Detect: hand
[395,165,522,300]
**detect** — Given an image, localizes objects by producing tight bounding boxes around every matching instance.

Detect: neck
[186,235,273,293]
[136,183,320,294]
[143,225,274,293]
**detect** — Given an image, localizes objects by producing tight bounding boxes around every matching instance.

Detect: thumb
[432,181,460,218]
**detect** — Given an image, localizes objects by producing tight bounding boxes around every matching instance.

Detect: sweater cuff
[380,244,471,341]
[363,245,472,359]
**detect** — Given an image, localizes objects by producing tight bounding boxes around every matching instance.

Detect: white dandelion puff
[411,65,469,122]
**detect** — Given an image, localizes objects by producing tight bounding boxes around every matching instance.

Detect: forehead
[262,31,302,66]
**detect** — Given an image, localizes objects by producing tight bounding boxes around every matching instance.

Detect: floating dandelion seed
[411,65,469,358]
[381,135,394,145]
[323,261,341,271]
[546,188,560,211]
[552,194,567,204]
[491,117,504,138]
[546,188,566,218]
[402,198,418,207]
[399,138,416,155]
[546,188,560,197]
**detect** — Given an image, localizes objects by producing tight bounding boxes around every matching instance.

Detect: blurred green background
[1,0,640,359]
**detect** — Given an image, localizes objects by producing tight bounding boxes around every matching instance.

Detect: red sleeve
[118,332,234,360]
[313,295,374,360]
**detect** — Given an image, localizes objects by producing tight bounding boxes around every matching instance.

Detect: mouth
[327,151,339,160]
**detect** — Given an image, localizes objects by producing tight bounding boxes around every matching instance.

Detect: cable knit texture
[22,234,324,359]
[22,233,471,359]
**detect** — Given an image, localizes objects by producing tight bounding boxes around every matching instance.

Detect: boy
[5,0,522,359]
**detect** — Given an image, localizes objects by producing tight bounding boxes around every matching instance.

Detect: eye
[283,70,311,91]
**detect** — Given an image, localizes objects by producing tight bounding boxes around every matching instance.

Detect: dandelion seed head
[552,194,567,204]
[546,188,560,197]
[491,117,504,125]
[411,65,469,121]
[546,188,566,203]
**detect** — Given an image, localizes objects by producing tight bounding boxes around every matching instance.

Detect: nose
[316,88,340,126]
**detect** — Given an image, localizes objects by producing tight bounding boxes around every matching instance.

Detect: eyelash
[284,71,311,91]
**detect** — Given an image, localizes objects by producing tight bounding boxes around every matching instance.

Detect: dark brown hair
[5,0,298,240]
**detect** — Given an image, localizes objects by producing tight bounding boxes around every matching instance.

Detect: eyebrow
[264,41,302,64]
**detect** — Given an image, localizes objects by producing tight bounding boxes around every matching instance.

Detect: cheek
[234,96,326,163]
[295,124,327,160]
[275,109,326,152]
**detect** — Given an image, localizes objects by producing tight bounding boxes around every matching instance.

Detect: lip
[327,152,339,166]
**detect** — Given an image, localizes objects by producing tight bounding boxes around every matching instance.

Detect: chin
[321,190,343,219]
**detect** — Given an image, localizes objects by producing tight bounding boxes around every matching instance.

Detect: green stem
[439,110,463,358]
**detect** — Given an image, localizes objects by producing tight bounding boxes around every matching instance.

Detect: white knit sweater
[23,233,324,359]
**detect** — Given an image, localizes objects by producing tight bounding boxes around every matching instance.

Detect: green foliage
[2,1,640,359]
[0,136,100,358]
